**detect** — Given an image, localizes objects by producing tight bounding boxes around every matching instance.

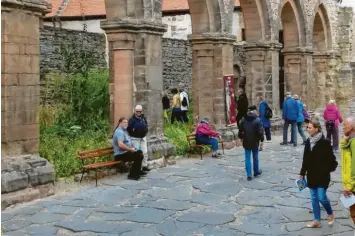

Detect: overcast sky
[341,0,355,8]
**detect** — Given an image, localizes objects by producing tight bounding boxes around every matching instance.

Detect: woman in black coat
[299,118,338,228]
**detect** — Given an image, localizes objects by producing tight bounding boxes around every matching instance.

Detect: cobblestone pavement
[2,135,355,236]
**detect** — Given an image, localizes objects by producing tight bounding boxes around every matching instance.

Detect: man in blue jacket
[127,105,151,172]
[280,92,299,147]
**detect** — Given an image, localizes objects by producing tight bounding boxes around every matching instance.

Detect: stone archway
[312,4,333,109]
[280,0,311,106]
[239,0,280,109]
[186,0,235,126]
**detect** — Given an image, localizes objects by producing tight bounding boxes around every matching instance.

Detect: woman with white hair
[323,99,343,151]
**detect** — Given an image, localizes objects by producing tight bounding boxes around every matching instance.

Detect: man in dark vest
[127,105,151,172]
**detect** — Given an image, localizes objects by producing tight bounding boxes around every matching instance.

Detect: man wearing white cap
[127,105,151,172]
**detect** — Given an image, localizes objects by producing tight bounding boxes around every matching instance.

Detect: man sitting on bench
[113,117,146,180]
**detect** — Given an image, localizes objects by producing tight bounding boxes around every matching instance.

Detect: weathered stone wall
[162,39,192,91]
[1,0,55,210]
[40,26,107,77]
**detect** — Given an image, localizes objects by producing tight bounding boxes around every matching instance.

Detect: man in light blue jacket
[280,92,299,147]
[293,94,307,145]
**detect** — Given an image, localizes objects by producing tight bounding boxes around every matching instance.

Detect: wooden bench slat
[78,150,114,159]
[78,146,113,155]
[83,160,121,169]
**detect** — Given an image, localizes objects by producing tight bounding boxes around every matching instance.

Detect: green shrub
[40,130,109,178]
[40,69,110,178]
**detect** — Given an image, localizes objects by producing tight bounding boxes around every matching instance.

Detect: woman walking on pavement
[299,118,338,228]
[323,99,343,152]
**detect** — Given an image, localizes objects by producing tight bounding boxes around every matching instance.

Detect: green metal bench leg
[200,147,203,160]
[95,169,98,186]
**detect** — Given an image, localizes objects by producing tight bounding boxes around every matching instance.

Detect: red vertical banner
[223,75,237,125]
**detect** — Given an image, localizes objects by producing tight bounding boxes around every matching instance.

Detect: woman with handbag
[299,118,338,228]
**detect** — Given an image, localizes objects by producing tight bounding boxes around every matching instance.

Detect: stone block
[23,139,39,153]
[3,124,39,141]
[18,74,39,86]
[1,73,18,86]
[1,183,54,210]
[25,44,39,55]
[36,165,55,185]
[1,171,28,193]
[3,42,21,55]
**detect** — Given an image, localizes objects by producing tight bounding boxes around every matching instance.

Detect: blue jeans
[244,148,259,177]
[283,120,297,144]
[309,188,333,221]
[297,122,307,142]
[196,135,218,151]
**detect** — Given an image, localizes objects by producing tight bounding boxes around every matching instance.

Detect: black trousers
[181,110,189,123]
[115,151,143,176]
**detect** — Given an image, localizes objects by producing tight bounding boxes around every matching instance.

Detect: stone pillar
[101,20,175,161]
[336,7,353,116]
[313,52,330,109]
[244,43,282,111]
[189,34,235,127]
[1,0,55,209]
[283,48,313,108]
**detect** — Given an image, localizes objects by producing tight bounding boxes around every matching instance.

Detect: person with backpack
[299,118,337,228]
[294,95,307,145]
[238,105,264,181]
[323,99,343,152]
[127,105,151,172]
[258,96,272,143]
[180,86,189,123]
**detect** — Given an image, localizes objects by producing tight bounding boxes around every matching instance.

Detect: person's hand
[344,189,352,197]
[299,175,304,179]
[129,148,136,152]
[260,142,264,148]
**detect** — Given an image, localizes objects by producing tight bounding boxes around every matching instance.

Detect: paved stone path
[2,136,355,236]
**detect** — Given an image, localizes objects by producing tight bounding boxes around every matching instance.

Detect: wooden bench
[77,146,120,186]
[186,134,224,160]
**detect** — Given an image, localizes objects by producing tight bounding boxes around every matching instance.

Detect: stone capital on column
[244,41,283,52]
[1,0,51,15]
[282,47,314,56]
[101,19,166,36]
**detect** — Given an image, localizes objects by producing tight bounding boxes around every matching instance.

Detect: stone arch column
[187,0,235,127]
[280,0,312,107]
[240,0,281,110]
[101,0,175,160]
[312,4,333,109]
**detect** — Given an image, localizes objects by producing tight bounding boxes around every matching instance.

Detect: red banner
[223,75,237,125]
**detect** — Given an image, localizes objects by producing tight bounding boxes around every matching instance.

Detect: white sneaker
[266,140,272,143]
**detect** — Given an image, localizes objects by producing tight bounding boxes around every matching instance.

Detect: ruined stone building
[1,0,354,208]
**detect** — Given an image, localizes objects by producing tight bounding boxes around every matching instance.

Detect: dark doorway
[279,30,285,109]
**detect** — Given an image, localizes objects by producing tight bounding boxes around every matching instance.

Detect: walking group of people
[162,85,190,124]
[299,116,355,229]
[112,86,355,230]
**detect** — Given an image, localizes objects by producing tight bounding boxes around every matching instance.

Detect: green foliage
[40,129,109,178]
[163,108,211,156]
[40,69,110,178]
[41,69,109,131]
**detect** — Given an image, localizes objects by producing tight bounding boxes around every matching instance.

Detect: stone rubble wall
[40,26,107,77]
